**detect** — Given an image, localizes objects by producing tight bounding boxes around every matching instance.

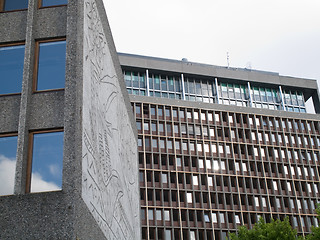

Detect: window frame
[26,128,64,193]
[38,0,67,9]
[0,0,28,12]
[0,42,25,96]
[33,38,66,93]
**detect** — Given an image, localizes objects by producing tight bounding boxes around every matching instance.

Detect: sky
[103,0,320,111]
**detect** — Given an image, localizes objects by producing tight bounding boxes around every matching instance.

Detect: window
[26,130,64,193]
[0,134,18,195]
[0,44,25,95]
[40,0,68,7]
[1,0,28,11]
[187,192,193,203]
[34,39,66,91]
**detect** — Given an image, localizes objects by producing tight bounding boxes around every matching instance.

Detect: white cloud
[0,155,16,195]
[31,172,60,193]
[49,164,61,177]
[0,155,60,195]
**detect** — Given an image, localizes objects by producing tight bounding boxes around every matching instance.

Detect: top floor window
[1,0,28,12]
[40,0,67,7]
[34,39,66,91]
[0,43,25,95]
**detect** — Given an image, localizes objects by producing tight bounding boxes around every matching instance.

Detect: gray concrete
[118,53,319,94]
[0,0,140,239]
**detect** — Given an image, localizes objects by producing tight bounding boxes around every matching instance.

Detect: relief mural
[82,0,140,239]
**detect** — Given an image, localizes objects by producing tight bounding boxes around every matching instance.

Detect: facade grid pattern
[133,101,320,240]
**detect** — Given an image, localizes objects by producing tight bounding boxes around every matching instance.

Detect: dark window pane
[4,0,28,11]
[31,131,64,192]
[0,135,18,195]
[36,40,66,91]
[41,0,68,7]
[0,45,25,95]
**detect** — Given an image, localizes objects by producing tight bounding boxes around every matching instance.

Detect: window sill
[0,9,27,13]
[33,88,64,94]
[39,5,67,9]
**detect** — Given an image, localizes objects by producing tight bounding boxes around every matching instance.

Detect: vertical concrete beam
[14,0,37,194]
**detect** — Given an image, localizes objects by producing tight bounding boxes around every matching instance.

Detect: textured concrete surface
[0,95,21,133]
[0,11,27,42]
[0,0,140,239]
[81,0,140,239]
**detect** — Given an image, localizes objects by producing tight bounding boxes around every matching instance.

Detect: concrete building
[0,1,140,239]
[118,53,320,239]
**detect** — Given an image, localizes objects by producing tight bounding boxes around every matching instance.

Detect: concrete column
[247,82,252,107]
[215,78,220,104]
[146,69,150,96]
[14,0,37,194]
[279,86,286,110]
[181,73,185,100]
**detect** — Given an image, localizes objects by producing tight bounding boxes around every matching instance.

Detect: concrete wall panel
[81,0,141,239]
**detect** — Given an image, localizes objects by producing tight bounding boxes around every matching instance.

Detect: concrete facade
[0,0,140,239]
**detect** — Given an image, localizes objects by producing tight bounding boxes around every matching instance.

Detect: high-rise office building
[119,53,320,240]
[0,1,140,239]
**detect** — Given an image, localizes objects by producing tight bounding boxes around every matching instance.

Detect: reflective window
[35,40,66,91]
[0,44,25,95]
[2,0,28,11]
[28,131,64,193]
[0,135,18,195]
[41,0,68,7]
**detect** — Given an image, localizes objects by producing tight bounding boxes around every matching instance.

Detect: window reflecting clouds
[30,131,64,193]
[0,135,18,195]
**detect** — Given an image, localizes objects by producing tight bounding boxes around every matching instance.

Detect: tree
[306,205,320,240]
[229,217,304,240]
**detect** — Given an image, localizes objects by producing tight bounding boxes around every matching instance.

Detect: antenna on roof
[227,52,230,68]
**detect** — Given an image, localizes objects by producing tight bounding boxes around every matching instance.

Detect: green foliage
[229,217,303,240]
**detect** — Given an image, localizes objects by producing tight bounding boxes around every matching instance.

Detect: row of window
[0,39,66,95]
[138,137,320,166]
[137,120,320,149]
[140,153,320,182]
[126,70,307,113]
[134,104,317,133]
[141,172,320,199]
[0,0,67,12]
[0,130,64,196]
[134,104,320,134]
[143,207,319,229]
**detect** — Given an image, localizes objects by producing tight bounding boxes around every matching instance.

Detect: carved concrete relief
[82,1,140,239]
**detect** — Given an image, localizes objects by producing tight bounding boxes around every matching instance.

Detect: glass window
[28,131,64,193]
[187,192,193,203]
[35,40,66,91]
[148,209,154,220]
[0,44,25,95]
[165,229,171,240]
[156,209,162,220]
[0,135,18,195]
[41,0,68,7]
[2,0,28,11]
